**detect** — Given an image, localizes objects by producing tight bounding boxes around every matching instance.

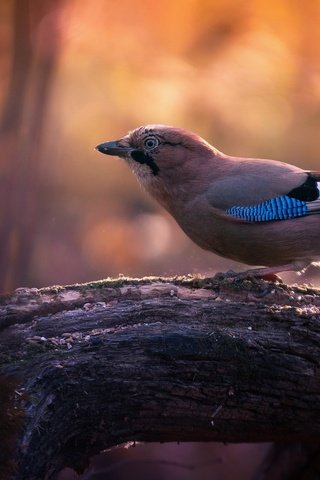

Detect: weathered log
[0,276,320,480]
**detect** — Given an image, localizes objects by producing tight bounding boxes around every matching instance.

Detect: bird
[96,125,320,279]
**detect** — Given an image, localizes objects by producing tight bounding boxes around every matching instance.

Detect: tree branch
[1,276,320,479]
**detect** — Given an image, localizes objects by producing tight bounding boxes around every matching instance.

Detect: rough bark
[0,275,320,480]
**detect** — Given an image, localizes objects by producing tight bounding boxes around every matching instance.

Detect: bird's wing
[309,171,320,181]
[206,167,320,223]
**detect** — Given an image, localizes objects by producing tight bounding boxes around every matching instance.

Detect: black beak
[95,140,132,156]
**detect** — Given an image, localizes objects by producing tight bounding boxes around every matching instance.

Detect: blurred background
[1,0,319,478]
[1,0,320,293]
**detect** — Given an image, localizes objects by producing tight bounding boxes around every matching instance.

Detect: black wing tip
[287,174,319,202]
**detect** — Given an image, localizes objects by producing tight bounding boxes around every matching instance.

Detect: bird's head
[96,125,219,200]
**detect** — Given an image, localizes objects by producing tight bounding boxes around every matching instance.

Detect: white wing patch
[307,182,320,213]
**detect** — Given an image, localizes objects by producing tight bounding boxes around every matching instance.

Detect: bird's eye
[144,137,159,150]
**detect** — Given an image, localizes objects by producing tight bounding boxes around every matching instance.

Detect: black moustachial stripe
[287,174,319,202]
[131,150,160,176]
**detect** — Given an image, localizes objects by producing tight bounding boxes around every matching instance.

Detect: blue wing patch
[226,195,308,222]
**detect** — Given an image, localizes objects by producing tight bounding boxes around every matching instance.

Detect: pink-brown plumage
[96,125,320,277]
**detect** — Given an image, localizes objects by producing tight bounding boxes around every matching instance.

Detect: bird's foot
[213,268,284,284]
[214,262,310,284]
[255,273,283,283]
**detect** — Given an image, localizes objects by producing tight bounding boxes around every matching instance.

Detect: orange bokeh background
[1,0,320,289]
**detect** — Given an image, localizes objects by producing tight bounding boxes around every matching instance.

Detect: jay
[96,125,320,278]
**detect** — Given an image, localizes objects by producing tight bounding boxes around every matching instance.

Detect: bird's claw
[213,270,283,284]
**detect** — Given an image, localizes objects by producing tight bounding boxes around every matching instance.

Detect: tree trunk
[1,275,320,479]
[0,0,63,292]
